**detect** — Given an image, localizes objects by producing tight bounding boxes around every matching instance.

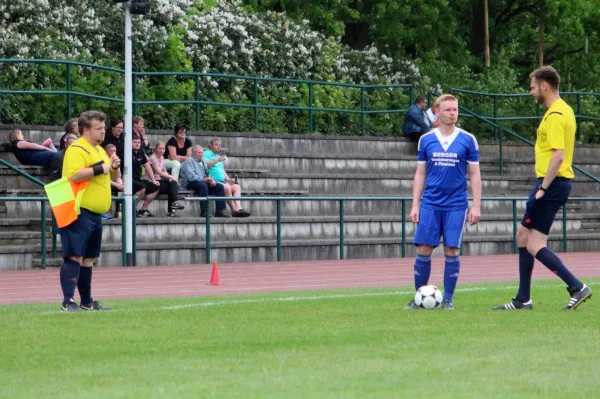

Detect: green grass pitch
[1,279,598,398]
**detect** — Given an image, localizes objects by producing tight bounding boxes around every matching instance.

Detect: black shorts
[132,179,160,195]
[521,177,571,235]
[60,208,103,260]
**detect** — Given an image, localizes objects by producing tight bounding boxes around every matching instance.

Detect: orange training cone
[208,262,222,286]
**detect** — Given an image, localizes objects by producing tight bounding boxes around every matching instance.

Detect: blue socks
[535,247,582,291]
[413,254,431,290]
[443,255,460,302]
[414,254,461,302]
[60,258,80,306]
[515,247,535,303]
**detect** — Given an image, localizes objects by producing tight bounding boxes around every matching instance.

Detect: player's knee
[516,227,529,247]
[444,247,460,257]
[69,255,83,265]
[416,245,433,257]
[81,258,96,267]
[526,235,546,256]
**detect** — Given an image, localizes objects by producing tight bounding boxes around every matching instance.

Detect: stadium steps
[28,231,600,268]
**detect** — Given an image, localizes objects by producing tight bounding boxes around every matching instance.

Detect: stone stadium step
[94,214,583,245]
[5,126,600,163]
[19,231,600,269]
[0,230,50,245]
[3,190,597,219]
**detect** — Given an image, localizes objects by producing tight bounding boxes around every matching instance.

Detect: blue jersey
[417,128,479,211]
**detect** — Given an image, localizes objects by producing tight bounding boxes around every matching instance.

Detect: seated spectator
[9,129,57,168]
[203,138,251,217]
[102,118,124,162]
[132,115,151,155]
[148,142,185,217]
[59,119,79,150]
[180,145,228,218]
[402,95,433,142]
[103,144,125,220]
[165,123,192,183]
[50,133,78,181]
[131,135,160,218]
[426,101,440,128]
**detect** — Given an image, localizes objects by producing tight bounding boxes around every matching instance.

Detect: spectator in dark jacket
[50,133,78,180]
[101,118,124,162]
[402,95,433,142]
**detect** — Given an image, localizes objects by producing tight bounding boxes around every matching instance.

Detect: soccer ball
[414,285,443,309]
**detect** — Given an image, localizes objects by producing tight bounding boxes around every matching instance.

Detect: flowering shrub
[0,0,424,135]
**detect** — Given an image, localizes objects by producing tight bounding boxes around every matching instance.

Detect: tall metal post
[124,4,134,266]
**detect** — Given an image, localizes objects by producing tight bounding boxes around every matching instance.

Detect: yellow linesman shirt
[62,137,112,214]
[534,98,576,179]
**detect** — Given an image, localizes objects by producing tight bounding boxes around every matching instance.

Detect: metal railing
[0,196,130,268]
[0,59,412,136]
[0,159,139,267]
[426,91,600,181]
[185,196,596,264]
[449,88,600,140]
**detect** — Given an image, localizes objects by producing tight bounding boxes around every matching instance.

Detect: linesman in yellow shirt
[494,66,592,311]
[59,111,121,312]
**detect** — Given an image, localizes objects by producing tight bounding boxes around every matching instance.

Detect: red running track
[0,253,599,305]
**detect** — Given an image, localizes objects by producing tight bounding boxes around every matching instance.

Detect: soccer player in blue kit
[405,94,482,310]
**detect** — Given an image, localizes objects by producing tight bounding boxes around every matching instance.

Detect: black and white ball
[414,285,443,309]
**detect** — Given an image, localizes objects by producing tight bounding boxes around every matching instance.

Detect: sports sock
[414,254,431,291]
[443,255,460,302]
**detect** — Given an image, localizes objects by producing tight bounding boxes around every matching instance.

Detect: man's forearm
[412,173,425,206]
[69,168,95,182]
[541,152,564,188]
[470,173,481,208]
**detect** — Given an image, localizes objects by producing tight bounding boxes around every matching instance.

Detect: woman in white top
[146,142,185,217]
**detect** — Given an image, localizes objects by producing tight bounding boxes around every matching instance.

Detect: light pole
[116,0,149,266]
[124,2,133,266]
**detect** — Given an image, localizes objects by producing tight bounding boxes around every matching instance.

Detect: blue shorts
[59,208,103,260]
[521,177,571,235]
[414,207,468,248]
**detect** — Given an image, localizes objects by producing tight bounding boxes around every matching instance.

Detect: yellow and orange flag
[44,178,88,228]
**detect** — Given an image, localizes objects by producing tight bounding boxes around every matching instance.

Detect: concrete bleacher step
[3,125,600,268]
[7,192,595,219]
[23,230,600,268]
[18,213,578,252]
[0,230,51,245]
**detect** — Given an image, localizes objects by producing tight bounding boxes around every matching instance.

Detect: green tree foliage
[1,0,599,140]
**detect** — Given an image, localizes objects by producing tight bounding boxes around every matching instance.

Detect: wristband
[92,164,104,176]
[538,185,547,192]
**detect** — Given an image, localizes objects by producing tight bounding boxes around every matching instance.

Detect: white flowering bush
[0,0,424,135]
[176,0,422,134]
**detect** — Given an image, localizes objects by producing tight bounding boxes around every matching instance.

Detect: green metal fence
[426,91,600,182]
[0,196,130,268]
[449,88,600,141]
[0,59,412,136]
[0,159,138,267]
[186,196,595,264]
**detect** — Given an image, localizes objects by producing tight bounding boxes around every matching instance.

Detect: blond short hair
[8,129,22,142]
[434,94,458,108]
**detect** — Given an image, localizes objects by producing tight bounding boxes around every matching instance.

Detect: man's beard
[535,93,545,104]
